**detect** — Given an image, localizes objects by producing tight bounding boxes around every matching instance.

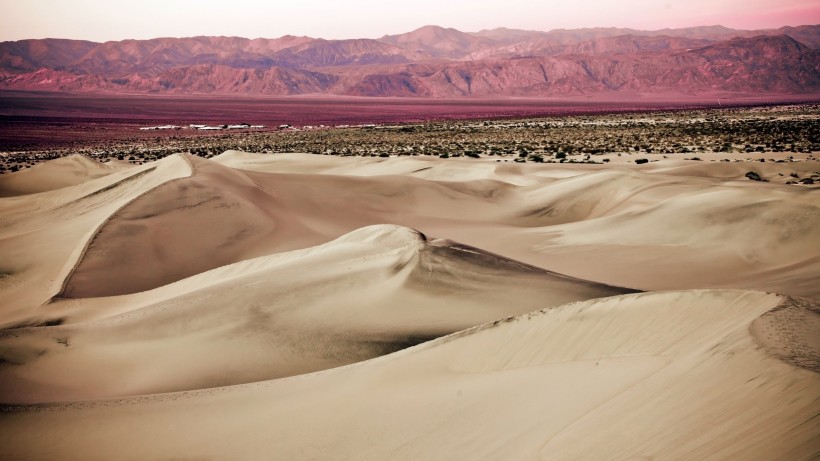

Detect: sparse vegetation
[1,104,818,172]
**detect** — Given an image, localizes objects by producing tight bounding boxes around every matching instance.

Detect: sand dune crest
[0,154,128,198]
[0,224,631,403]
[61,155,319,297]
[0,155,191,326]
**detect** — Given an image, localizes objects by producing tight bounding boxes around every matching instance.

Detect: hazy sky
[2,0,819,42]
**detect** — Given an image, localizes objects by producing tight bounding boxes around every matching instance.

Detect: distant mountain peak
[1,24,818,97]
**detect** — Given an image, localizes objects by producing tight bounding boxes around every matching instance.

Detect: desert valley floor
[0,148,818,459]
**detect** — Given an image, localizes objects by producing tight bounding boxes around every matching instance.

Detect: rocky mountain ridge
[1,24,818,97]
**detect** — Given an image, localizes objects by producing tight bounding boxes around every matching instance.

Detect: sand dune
[61,155,319,298]
[1,291,816,460]
[0,155,128,197]
[1,151,818,459]
[652,158,820,183]
[0,224,629,403]
[60,154,528,297]
[214,152,820,298]
[0,154,190,326]
[513,169,820,297]
[214,150,541,184]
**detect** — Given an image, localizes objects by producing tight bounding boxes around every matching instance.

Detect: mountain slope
[343,35,820,96]
[1,25,818,96]
[380,25,501,59]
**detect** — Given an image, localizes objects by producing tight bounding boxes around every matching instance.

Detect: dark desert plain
[4,90,814,150]
[1,13,820,461]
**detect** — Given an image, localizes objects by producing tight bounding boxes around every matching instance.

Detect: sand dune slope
[210,152,820,298]
[214,150,551,185]
[651,158,820,184]
[519,170,820,297]
[4,151,815,323]
[0,155,191,325]
[0,155,128,197]
[1,290,816,460]
[59,154,528,298]
[0,224,631,403]
[512,169,703,226]
[60,155,322,298]
[1,152,818,459]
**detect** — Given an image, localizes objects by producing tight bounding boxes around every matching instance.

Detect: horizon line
[2,22,818,44]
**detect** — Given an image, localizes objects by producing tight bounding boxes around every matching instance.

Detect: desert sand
[0,151,818,460]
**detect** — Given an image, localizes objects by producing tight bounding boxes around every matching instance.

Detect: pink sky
[1,0,818,42]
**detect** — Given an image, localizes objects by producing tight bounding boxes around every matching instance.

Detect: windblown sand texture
[1,151,818,460]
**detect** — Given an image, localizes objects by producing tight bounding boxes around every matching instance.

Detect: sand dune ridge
[1,151,818,459]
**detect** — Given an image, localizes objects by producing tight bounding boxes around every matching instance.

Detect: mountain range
[1,24,818,97]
